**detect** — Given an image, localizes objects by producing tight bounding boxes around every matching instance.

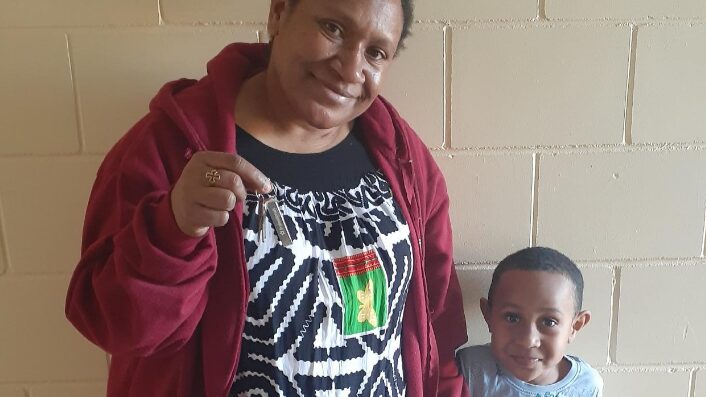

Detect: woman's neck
[234,72,352,154]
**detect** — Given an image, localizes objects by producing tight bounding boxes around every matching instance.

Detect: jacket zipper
[399,154,433,388]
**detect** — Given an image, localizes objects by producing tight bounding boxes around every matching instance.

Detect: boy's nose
[516,325,541,349]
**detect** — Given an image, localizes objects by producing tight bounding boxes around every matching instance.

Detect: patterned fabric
[230,171,413,397]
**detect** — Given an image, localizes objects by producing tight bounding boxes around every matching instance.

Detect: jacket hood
[146,42,399,158]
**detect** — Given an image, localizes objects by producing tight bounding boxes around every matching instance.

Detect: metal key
[263,196,293,246]
[257,193,266,242]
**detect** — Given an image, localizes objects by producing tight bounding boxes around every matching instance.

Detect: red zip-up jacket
[66,42,469,397]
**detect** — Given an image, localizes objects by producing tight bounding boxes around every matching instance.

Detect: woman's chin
[299,107,356,131]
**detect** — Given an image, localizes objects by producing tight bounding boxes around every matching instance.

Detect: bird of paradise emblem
[357,279,378,327]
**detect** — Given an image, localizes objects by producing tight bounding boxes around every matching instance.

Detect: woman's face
[266,0,404,130]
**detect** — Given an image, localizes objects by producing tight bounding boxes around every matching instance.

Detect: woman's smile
[310,73,359,104]
[263,0,402,130]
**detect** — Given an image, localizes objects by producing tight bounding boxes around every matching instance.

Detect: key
[263,196,293,246]
[257,194,265,242]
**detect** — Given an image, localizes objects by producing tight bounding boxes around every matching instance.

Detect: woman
[66,0,469,396]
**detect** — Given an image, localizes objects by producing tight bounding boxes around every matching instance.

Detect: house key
[257,189,293,246]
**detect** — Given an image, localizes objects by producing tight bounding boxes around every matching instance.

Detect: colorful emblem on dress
[334,250,387,335]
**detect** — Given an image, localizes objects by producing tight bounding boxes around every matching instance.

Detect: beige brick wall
[0,1,704,396]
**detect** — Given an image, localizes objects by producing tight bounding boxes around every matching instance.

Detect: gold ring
[205,169,221,186]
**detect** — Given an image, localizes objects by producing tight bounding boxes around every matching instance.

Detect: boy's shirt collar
[495,354,580,394]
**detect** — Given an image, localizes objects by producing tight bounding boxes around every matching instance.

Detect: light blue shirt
[457,344,603,397]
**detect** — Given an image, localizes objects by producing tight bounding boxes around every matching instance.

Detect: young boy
[457,247,603,396]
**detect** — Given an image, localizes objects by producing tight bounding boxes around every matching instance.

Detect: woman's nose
[332,46,365,84]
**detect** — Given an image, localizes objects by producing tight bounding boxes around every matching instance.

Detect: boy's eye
[503,313,520,324]
[542,318,559,327]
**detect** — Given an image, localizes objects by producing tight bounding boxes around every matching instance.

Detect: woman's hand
[171,151,272,237]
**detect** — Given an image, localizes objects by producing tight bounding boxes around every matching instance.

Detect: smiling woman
[236,0,407,153]
[65,0,469,396]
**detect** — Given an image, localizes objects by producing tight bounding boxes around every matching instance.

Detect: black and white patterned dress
[230,126,413,397]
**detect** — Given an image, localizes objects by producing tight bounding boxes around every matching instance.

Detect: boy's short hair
[488,247,584,313]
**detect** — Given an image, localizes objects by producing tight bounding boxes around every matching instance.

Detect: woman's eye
[321,21,342,37]
[367,48,387,61]
[503,313,520,323]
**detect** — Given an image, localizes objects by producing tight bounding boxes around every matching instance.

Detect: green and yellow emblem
[334,250,388,335]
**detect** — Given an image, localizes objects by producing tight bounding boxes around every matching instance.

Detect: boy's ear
[267,0,288,39]
[568,310,591,343]
[480,297,492,331]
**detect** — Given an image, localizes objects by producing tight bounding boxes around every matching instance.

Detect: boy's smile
[480,269,591,385]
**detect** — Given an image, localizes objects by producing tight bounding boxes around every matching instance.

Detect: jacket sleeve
[416,140,471,397]
[65,115,218,358]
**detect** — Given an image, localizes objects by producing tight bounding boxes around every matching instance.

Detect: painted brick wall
[0,1,704,396]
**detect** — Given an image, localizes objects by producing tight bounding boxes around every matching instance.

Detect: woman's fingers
[187,204,230,228]
[175,203,229,238]
[198,151,272,194]
[171,151,270,237]
[197,185,237,212]
[201,169,248,203]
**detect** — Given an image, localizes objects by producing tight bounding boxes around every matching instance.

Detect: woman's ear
[267,0,288,40]
[568,310,591,343]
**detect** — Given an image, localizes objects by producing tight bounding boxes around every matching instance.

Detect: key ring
[257,183,278,201]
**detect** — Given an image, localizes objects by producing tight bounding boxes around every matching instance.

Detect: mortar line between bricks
[457,257,706,268]
[443,25,452,149]
[0,18,703,31]
[149,21,268,28]
[443,18,706,29]
[596,364,706,372]
[0,196,11,276]
[607,266,621,365]
[12,143,706,158]
[0,153,106,160]
[0,273,76,281]
[537,0,547,21]
[157,0,164,26]
[623,24,639,145]
[530,153,540,247]
[65,33,86,154]
[0,380,107,387]
[429,142,706,155]
[701,208,706,258]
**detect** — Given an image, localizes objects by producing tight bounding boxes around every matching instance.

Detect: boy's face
[480,269,591,385]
